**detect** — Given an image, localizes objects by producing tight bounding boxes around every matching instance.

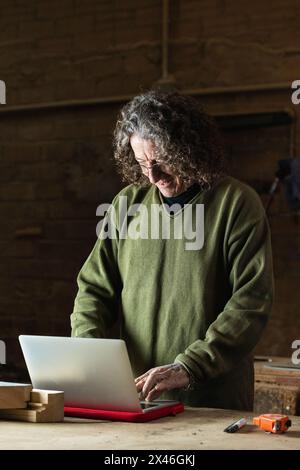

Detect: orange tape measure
[253,414,292,433]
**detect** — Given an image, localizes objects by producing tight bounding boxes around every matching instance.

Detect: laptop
[19,335,180,413]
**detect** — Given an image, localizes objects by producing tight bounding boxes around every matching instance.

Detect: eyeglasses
[133,161,169,176]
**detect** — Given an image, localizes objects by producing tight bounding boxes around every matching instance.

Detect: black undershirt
[161,183,201,212]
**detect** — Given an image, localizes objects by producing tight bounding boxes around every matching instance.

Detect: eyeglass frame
[133,160,169,176]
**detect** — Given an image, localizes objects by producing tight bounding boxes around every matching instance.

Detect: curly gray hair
[113,90,227,189]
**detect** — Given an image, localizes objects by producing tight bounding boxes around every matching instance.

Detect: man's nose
[147,167,160,184]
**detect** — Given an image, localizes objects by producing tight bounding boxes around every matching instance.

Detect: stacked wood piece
[0,382,32,409]
[0,382,64,422]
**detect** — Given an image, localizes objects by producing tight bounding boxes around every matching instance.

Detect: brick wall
[0,0,300,379]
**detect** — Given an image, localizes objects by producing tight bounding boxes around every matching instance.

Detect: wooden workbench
[0,407,299,450]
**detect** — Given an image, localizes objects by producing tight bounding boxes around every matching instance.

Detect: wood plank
[0,389,64,423]
[0,382,32,409]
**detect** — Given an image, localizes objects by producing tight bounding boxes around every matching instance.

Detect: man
[71,90,274,410]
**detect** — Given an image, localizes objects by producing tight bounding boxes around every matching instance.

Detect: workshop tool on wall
[253,413,292,433]
[265,158,300,215]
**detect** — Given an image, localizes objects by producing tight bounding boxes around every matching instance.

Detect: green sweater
[71,176,274,410]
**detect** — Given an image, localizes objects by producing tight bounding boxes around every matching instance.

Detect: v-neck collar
[154,185,205,218]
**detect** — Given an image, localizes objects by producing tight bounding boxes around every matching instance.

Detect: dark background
[0,0,299,380]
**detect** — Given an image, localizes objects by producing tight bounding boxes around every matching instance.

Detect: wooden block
[254,357,300,416]
[0,389,64,423]
[0,382,32,409]
[254,383,299,415]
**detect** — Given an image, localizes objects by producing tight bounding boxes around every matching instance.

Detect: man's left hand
[135,363,190,401]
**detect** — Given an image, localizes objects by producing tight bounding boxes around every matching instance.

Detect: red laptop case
[64,402,184,423]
